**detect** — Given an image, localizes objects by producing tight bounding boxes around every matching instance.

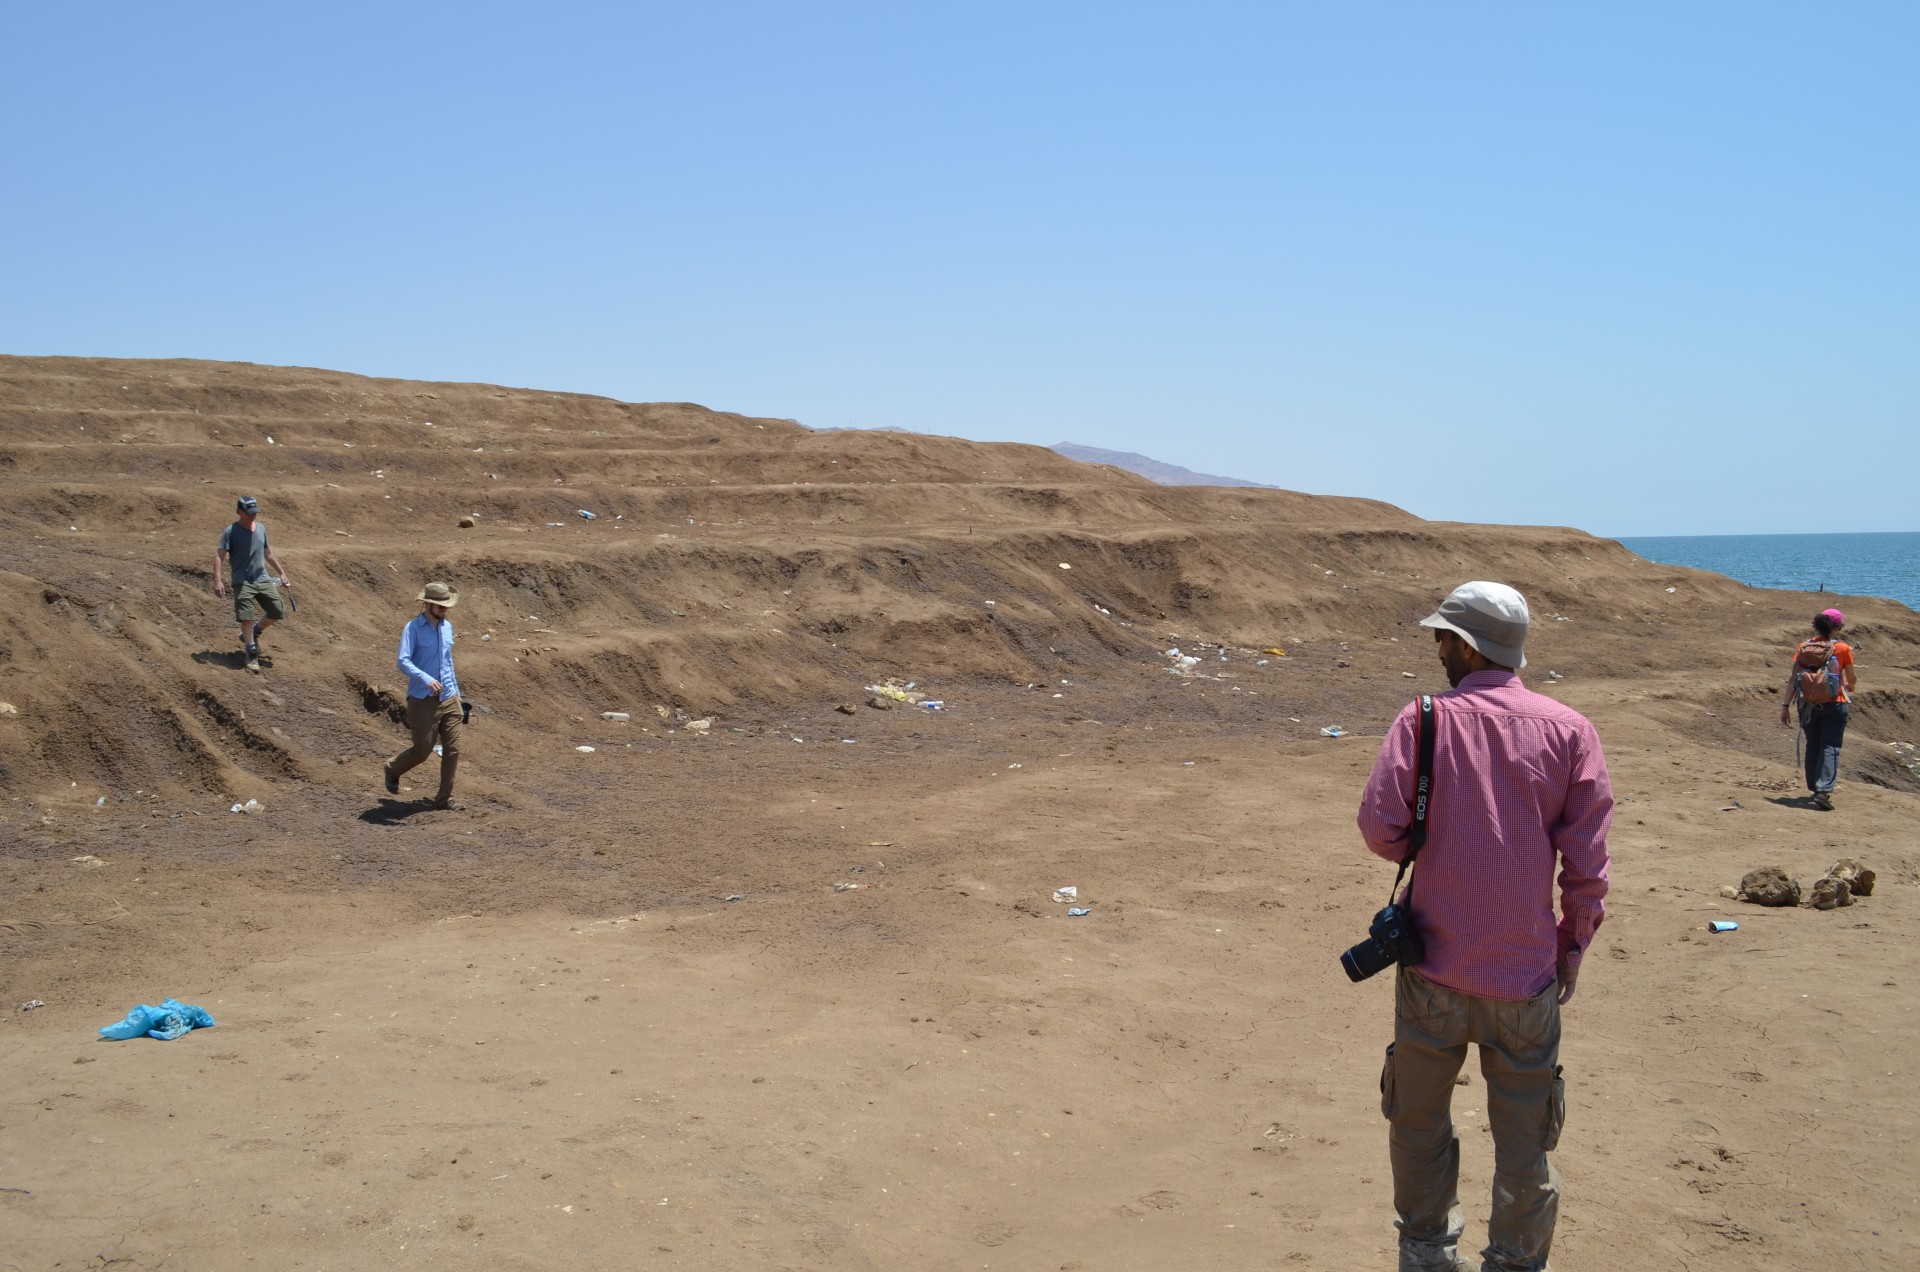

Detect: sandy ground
[3,356,1919,1270]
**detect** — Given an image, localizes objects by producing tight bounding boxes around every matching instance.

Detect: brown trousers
[386,694,462,804]
[1381,968,1566,1272]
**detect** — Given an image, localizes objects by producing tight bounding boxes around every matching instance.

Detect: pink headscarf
[1820,607,1845,629]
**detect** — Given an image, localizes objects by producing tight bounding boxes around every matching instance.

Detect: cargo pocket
[1379,1043,1398,1120]
[1542,1064,1566,1151]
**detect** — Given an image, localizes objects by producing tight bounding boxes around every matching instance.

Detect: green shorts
[234,578,287,623]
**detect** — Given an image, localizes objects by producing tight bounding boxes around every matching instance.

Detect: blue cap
[236,496,259,513]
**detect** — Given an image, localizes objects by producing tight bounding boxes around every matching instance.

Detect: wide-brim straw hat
[419,581,460,607]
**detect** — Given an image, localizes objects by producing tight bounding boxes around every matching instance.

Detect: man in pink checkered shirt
[1357,581,1613,1272]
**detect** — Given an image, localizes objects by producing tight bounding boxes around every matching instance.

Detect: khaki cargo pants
[386,694,462,805]
[1381,968,1566,1272]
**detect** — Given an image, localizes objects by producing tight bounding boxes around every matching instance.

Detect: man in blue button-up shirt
[383,580,466,809]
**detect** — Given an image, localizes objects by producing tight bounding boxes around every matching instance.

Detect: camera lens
[1340,936,1396,983]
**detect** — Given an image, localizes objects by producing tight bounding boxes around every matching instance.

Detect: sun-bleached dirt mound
[3,355,1919,1271]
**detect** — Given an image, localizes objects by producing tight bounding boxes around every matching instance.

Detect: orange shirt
[1794,639,1855,703]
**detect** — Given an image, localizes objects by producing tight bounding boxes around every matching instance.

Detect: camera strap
[1389,694,1437,907]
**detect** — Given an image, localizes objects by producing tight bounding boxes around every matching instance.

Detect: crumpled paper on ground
[99,999,217,1041]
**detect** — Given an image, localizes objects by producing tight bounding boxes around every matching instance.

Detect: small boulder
[458,515,477,529]
[1826,857,1876,897]
[835,704,857,716]
[1809,877,1854,911]
[1737,866,1801,907]
[867,695,895,710]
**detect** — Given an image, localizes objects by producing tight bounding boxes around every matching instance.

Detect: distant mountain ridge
[1050,442,1273,488]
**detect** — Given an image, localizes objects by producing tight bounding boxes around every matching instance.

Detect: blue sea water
[1616,532,1920,612]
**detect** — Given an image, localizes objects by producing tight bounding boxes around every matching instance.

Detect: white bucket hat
[1419,580,1529,669]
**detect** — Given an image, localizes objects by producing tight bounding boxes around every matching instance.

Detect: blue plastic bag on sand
[99,999,216,1041]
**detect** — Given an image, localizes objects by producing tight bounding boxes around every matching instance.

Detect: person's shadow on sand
[1765,794,1825,811]
[359,799,437,825]
[190,649,249,671]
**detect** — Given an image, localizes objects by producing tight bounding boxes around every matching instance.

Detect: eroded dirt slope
[3,355,1919,1271]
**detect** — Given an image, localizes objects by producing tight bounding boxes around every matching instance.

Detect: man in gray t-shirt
[213,496,289,671]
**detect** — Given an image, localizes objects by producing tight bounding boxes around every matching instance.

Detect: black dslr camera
[1340,901,1425,983]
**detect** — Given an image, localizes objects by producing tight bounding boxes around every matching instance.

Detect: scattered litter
[1067,908,1091,917]
[1057,562,1072,570]
[1707,921,1739,933]
[0,702,16,715]
[578,509,597,520]
[833,881,865,892]
[575,745,596,753]
[601,712,631,721]
[685,718,713,733]
[1255,660,1269,667]
[546,521,565,527]
[229,799,265,815]
[1546,670,1563,681]
[842,738,857,744]
[1402,672,1416,679]
[1319,726,1346,739]
[71,855,107,868]
[919,700,944,710]
[1007,763,1022,769]
[18,999,46,1011]
[1162,648,1203,677]
[1665,587,1678,594]
[95,795,106,807]
[1719,800,1744,812]
[1052,886,1078,904]
[1263,648,1286,657]
[433,744,443,756]
[723,894,743,903]
[99,999,216,1042]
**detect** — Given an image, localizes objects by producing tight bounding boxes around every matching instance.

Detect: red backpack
[1794,640,1844,705]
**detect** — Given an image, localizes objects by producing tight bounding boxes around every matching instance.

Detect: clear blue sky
[4,3,1914,536]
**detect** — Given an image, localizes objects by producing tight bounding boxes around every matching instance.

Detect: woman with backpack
[1780,607,1857,810]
